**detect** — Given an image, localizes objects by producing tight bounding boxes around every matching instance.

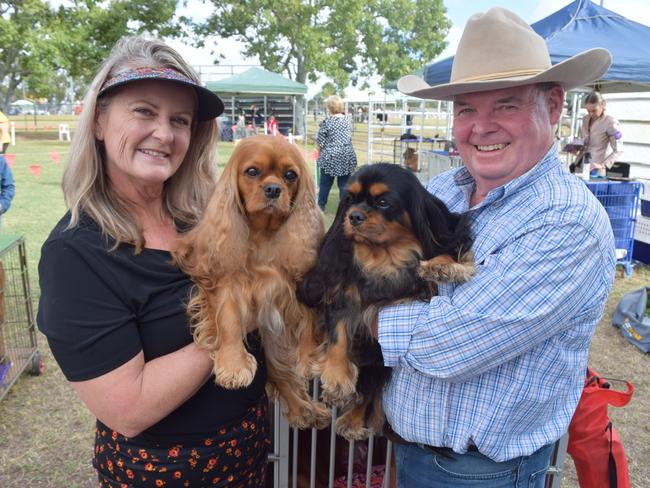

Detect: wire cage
[264,380,568,488]
[0,235,43,401]
[586,181,643,277]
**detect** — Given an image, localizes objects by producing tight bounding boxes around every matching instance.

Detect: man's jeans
[394,441,554,488]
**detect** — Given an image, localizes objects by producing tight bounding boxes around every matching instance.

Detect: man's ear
[547,85,565,126]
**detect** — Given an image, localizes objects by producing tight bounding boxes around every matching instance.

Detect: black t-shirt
[37,212,267,442]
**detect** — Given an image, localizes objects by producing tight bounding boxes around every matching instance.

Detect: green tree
[0,0,179,109]
[0,0,60,109]
[193,0,450,90]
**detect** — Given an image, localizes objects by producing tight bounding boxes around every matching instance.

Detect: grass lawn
[0,122,648,487]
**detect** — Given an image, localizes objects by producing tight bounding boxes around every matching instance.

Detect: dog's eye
[245,167,260,177]
[284,170,297,182]
[376,198,390,209]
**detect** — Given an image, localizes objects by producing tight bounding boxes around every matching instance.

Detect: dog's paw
[336,411,371,441]
[418,253,475,283]
[285,400,331,430]
[214,351,258,389]
[316,353,358,408]
[310,401,332,430]
[320,370,358,409]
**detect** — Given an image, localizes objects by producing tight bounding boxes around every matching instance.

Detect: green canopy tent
[206,67,308,136]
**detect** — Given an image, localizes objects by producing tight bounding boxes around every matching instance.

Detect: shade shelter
[206,67,308,136]
[422,0,650,93]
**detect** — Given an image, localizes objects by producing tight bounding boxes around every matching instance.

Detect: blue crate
[586,181,643,277]
[641,198,650,217]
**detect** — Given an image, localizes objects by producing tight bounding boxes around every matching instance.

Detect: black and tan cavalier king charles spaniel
[298,163,475,440]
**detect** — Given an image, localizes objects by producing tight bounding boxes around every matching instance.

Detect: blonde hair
[325,95,344,115]
[63,35,218,253]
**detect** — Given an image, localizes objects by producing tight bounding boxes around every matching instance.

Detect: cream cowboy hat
[398,7,612,100]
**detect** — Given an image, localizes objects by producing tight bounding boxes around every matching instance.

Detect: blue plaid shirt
[378,147,616,462]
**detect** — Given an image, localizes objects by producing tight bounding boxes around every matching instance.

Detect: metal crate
[416,150,462,184]
[266,379,567,488]
[0,235,43,401]
[586,181,643,277]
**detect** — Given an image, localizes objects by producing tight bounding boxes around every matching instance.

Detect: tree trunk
[295,53,307,136]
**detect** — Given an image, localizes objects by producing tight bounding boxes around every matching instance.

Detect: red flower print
[168,447,180,458]
[126,469,134,479]
[189,458,197,468]
[112,431,118,441]
[227,475,234,482]
[212,477,221,484]
[139,449,148,459]
[234,448,241,458]
[155,480,165,487]
[117,459,124,468]
[173,471,182,479]
[204,438,213,446]
[145,463,154,471]
[230,439,238,447]
[242,421,249,429]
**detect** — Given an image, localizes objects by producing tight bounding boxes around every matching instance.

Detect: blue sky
[170,0,650,98]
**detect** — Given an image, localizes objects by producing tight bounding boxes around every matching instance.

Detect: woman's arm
[71,343,213,437]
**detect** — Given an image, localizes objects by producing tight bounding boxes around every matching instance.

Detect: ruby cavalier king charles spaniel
[173,135,329,429]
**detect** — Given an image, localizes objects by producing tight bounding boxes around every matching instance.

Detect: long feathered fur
[298,163,475,439]
[173,135,329,429]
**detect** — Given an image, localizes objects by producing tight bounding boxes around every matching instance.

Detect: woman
[579,91,623,178]
[316,95,357,210]
[37,36,270,487]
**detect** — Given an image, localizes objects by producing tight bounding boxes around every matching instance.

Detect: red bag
[567,368,633,488]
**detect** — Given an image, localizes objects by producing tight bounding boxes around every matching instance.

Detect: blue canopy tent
[423,0,650,93]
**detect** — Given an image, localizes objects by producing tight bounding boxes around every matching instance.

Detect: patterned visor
[98,67,224,121]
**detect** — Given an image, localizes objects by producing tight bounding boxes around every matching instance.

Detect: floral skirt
[94,400,270,487]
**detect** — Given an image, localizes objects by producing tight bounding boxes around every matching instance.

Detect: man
[380,8,616,487]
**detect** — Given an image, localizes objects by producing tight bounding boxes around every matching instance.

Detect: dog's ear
[270,142,324,280]
[298,193,353,307]
[172,151,249,282]
[411,189,472,260]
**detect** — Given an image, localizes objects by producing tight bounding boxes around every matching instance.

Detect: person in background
[405,107,413,135]
[250,103,262,134]
[267,111,279,136]
[315,95,357,211]
[389,8,615,487]
[37,36,270,487]
[0,109,10,155]
[0,151,14,232]
[579,91,623,178]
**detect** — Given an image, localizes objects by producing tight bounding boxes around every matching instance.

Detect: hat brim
[399,48,612,100]
[98,78,224,121]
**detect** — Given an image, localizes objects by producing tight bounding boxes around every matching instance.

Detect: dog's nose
[264,184,282,199]
[349,211,367,226]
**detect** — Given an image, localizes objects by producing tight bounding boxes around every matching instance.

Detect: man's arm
[379,215,615,382]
